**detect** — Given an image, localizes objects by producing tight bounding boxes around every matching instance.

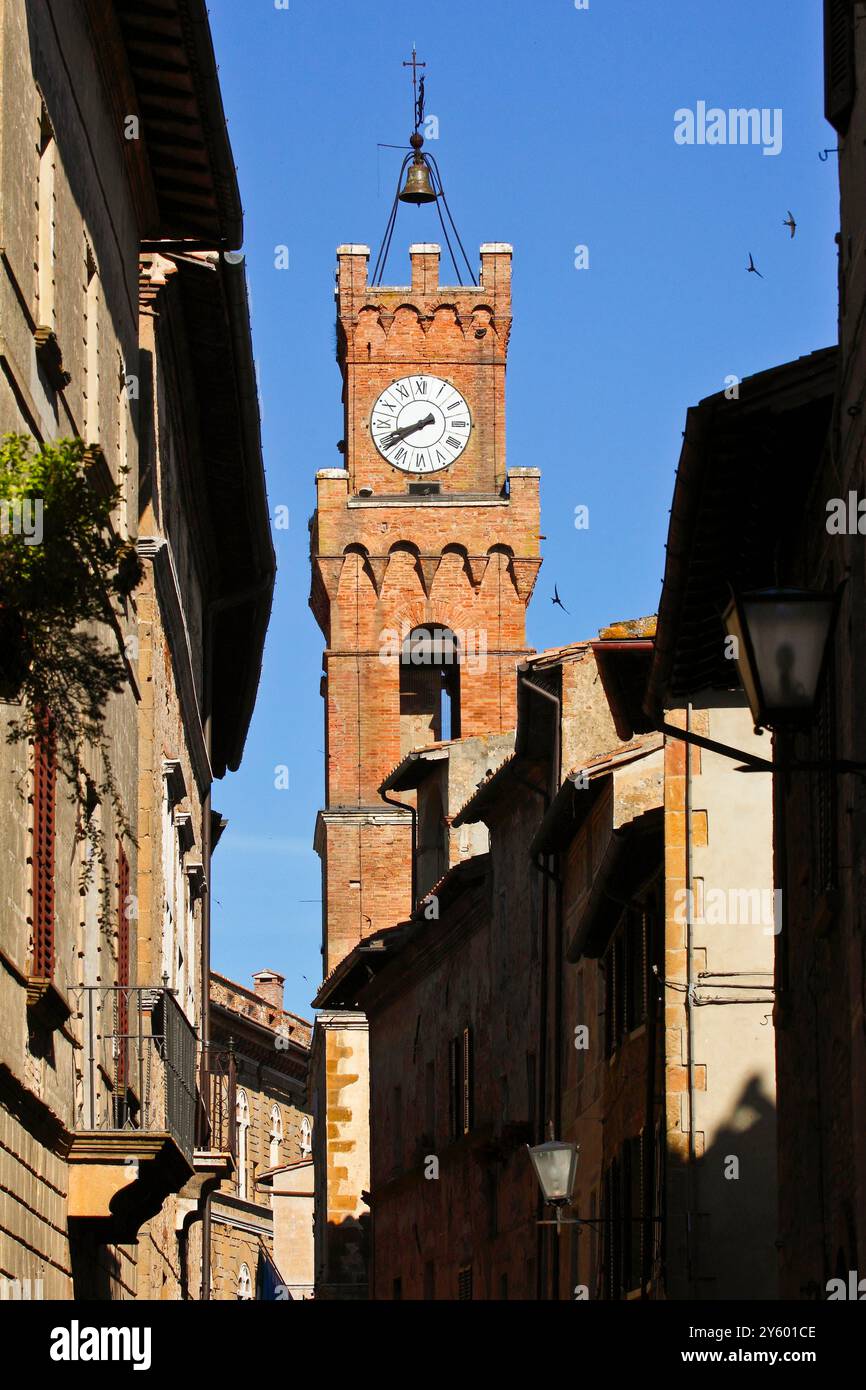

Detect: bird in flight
[747,252,764,278]
[552,584,569,613]
[783,211,796,238]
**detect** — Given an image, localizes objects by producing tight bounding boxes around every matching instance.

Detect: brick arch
[390,304,426,348]
[426,304,465,343]
[355,305,387,351]
[337,547,376,601]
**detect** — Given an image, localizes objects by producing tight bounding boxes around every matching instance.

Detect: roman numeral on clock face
[369,374,472,474]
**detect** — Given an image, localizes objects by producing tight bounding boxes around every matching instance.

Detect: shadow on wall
[666,1072,778,1301]
[322,1211,370,1298]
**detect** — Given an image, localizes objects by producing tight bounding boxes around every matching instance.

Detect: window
[392,1085,402,1175]
[236,1090,250,1200]
[269,1104,283,1169]
[237,1263,252,1301]
[604,898,653,1057]
[457,1264,473,1300]
[300,1115,312,1157]
[31,719,57,980]
[448,1029,473,1139]
[602,1135,644,1299]
[114,842,130,1123]
[36,102,55,328]
[84,243,100,443]
[424,1060,435,1142]
[462,1027,473,1134]
[400,626,461,747]
[625,908,648,1033]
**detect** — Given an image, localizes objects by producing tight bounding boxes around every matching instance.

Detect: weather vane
[403,45,426,134]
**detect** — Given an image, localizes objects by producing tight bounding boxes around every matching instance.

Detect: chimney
[252,969,285,1012]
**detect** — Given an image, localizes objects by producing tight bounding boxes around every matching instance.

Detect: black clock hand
[379,413,435,448]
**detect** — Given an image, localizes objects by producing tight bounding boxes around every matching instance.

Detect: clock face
[369,374,471,473]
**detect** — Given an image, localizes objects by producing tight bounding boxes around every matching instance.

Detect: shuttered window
[457,1264,473,1300]
[32,721,57,979]
[448,1036,460,1140]
[824,0,856,133]
[462,1026,473,1134]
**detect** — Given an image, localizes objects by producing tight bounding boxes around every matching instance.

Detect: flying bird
[783,211,796,238]
[552,584,569,613]
[747,252,764,278]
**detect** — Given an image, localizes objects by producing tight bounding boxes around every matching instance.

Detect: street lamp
[722,588,838,732]
[527,1138,579,1208]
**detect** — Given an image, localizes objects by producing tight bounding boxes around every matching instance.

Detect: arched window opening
[400,626,461,752]
[269,1104,283,1169]
[236,1089,250,1200]
[237,1263,252,1301]
[300,1115,312,1157]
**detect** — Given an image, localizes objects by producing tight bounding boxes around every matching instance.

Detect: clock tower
[309,240,541,1297]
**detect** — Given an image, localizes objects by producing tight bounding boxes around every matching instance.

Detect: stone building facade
[209,971,313,1300]
[0,0,272,1301]
[318,628,778,1298]
[309,241,541,1296]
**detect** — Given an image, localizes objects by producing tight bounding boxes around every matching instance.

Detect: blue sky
[206,0,838,1017]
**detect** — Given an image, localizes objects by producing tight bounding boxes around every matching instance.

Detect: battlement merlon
[335,242,513,320]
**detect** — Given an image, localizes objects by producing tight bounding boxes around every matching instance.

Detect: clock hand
[379,413,435,448]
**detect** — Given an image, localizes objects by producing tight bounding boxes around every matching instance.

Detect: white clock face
[369,374,471,473]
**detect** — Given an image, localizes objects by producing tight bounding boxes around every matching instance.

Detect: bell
[399,154,436,204]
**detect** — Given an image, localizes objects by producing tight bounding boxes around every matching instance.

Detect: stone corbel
[466,555,490,590]
[418,555,442,597]
[315,556,345,603]
[367,556,388,596]
[509,556,543,604]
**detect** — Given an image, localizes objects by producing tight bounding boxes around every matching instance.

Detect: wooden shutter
[448,1036,459,1139]
[117,842,130,989]
[462,1026,473,1134]
[824,0,856,133]
[32,721,57,979]
[457,1264,473,1300]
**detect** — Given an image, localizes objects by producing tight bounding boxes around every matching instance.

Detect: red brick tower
[309,241,541,1297]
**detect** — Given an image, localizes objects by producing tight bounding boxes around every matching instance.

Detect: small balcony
[68,985,197,1241]
[178,1041,237,1206]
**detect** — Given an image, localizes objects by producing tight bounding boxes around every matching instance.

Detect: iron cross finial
[402,46,427,132]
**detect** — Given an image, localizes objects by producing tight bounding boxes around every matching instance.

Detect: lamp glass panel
[528,1141,578,1203]
[743,596,834,716]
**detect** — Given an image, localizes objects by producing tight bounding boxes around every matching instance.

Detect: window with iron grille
[457,1264,473,1300]
[31,721,57,979]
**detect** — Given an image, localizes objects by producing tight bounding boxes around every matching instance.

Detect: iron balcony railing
[71,985,198,1163]
[198,1040,237,1161]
